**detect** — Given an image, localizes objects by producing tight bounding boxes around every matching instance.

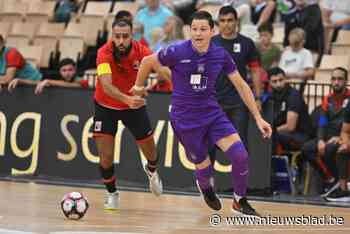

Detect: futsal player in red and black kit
[93,19,165,210]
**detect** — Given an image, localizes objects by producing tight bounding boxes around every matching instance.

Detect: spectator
[276,0,298,46]
[53,0,81,24]
[279,28,314,82]
[135,0,173,45]
[321,0,350,30]
[325,97,350,202]
[285,0,324,64]
[321,0,350,53]
[34,58,89,94]
[302,67,350,195]
[153,15,185,51]
[162,0,196,24]
[268,67,312,154]
[257,23,282,71]
[0,35,42,91]
[250,0,277,27]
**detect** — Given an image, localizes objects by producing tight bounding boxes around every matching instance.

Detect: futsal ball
[60,192,89,220]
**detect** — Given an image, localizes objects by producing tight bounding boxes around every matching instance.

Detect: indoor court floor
[0,181,349,234]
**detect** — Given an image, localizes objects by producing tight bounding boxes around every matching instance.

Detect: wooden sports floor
[0,181,349,234]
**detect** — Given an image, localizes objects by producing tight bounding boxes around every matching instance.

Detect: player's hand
[34,80,50,95]
[255,116,272,139]
[7,78,20,92]
[130,85,148,97]
[125,95,146,109]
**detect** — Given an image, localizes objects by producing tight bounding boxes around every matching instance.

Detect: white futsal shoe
[104,191,119,210]
[144,164,163,196]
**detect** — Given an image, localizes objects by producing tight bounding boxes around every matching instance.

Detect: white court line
[0,229,38,234]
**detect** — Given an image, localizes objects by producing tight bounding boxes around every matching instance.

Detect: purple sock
[195,164,214,191]
[225,141,249,197]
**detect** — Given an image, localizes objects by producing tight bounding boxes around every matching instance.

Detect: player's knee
[226,141,248,165]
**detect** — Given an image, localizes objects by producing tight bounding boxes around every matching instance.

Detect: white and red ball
[60,192,89,220]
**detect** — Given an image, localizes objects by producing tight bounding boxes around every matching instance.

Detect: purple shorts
[170,111,237,164]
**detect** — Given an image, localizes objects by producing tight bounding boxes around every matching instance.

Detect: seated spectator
[53,0,81,24]
[0,35,42,91]
[135,0,173,45]
[279,28,314,81]
[268,67,312,154]
[257,23,282,71]
[325,97,350,202]
[302,67,350,195]
[153,15,184,51]
[34,58,88,94]
[284,0,324,64]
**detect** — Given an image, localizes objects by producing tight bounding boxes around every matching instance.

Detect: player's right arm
[97,63,145,109]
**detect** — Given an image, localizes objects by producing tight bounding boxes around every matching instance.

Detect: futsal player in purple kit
[131,11,272,216]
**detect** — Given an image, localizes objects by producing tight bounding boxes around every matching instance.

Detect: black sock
[147,157,158,173]
[99,165,117,193]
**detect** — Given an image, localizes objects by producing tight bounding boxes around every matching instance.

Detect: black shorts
[93,102,153,141]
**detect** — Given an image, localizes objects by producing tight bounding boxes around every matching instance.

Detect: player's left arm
[228,71,272,138]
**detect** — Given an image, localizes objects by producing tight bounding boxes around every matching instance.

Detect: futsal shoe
[232,197,261,217]
[196,180,222,211]
[324,188,350,202]
[144,164,163,196]
[104,191,119,210]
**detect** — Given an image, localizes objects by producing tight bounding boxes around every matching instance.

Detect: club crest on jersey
[197,63,205,73]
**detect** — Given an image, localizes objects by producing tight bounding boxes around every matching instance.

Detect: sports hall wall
[0,87,272,192]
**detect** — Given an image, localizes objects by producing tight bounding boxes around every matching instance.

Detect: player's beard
[113,43,132,63]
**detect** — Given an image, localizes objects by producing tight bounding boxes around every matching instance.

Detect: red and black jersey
[95,40,152,110]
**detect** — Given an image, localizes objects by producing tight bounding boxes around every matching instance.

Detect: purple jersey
[157,40,237,124]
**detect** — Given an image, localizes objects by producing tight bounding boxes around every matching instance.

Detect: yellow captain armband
[97,63,112,76]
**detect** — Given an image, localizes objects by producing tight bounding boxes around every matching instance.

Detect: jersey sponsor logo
[233,43,241,53]
[94,121,102,132]
[190,74,208,92]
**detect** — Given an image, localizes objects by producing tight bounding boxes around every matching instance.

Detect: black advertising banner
[0,87,271,192]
